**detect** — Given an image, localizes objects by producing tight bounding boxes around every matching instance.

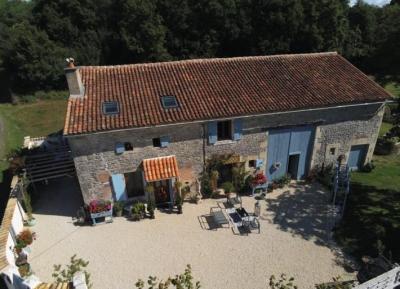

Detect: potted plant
[189,193,199,204]
[210,170,219,192]
[145,183,155,196]
[22,186,36,227]
[175,180,182,197]
[113,201,124,217]
[14,229,36,256]
[147,199,155,219]
[131,202,145,221]
[221,181,234,198]
[18,263,32,278]
[175,193,183,214]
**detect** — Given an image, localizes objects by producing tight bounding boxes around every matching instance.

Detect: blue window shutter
[208,122,217,144]
[160,136,170,148]
[115,142,125,154]
[111,174,127,201]
[233,119,242,141]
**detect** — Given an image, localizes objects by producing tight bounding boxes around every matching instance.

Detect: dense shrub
[374,137,395,155]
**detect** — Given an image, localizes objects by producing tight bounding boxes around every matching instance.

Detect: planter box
[90,208,113,226]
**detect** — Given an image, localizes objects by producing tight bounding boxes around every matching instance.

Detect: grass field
[0,100,67,181]
[378,122,393,137]
[351,154,400,191]
[384,81,400,98]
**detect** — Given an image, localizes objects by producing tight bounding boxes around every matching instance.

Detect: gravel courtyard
[29,178,354,289]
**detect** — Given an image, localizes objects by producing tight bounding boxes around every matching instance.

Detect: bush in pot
[221,182,234,197]
[210,170,219,192]
[147,199,155,219]
[131,202,145,221]
[175,193,183,214]
[21,177,36,226]
[113,201,124,217]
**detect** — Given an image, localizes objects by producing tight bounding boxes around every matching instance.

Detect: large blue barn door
[289,127,314,179]
[266,126,315,181]
[348,145,368,171]
[266,129,291,180]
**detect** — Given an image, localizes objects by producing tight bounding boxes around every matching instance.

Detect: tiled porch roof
[143,156,179,182]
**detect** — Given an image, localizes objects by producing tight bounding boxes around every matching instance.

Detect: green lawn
[384,81,400,98]
[0,100,67,181]
[378,122,393,137]
[351,154,400,191]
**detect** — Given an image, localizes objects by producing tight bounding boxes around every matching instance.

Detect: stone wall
[68,103,384,203]
[69,123,205,203]
[311,106,384,169]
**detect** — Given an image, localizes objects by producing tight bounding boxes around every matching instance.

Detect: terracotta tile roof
[143,156,179,182]
[64,52,392,135]
[0,198,16,271]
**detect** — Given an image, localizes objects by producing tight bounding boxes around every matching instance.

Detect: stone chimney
[64,58,84,98]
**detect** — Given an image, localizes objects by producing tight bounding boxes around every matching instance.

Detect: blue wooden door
[266,126,314,181]
[266,129,291,180]
[288,126,314,179]
[348,145,368,170]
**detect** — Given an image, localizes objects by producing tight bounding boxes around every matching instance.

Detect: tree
[32,0,105,65]
[246,0,304,55]
[371,3,400,77]
[345,1,379,67]
[268,274,298,289]
[52,254,92,289]
[2,22,68,92]
[110,0,170,64]
[135,265,201,289]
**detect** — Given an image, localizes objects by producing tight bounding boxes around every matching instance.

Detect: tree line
[0,0,399,96]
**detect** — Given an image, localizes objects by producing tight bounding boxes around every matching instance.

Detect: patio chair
[227,193,242,207]
[242,215,260,233]
[210,207,230,228]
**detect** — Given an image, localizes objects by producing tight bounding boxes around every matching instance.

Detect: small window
[103,101,119,115]
[115,142,125,154]
[124,142,133,151]
[217,120,232,141]
[330,147,336,155]
[161,95,178,109]
[249,160,256,168]
[152,138,161,147]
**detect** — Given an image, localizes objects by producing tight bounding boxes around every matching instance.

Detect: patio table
[226,207,260,234]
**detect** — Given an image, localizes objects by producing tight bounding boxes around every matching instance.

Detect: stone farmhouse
[63,52,391,205]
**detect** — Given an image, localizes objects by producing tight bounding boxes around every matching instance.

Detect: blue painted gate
[348,145,368,170]
[267,126,315,181]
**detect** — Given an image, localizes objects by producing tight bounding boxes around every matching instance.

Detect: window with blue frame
[161,95,179,109]
[102,101,119,115]
[153,136,170,148]
[217,120,232,141]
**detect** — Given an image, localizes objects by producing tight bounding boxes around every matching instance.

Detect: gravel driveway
[29,178,355,289]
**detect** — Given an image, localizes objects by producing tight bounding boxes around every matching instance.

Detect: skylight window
[102,101,119,115]
[161,95,178,109]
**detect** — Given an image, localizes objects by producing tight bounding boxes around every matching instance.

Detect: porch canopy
[143,155,179,182]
